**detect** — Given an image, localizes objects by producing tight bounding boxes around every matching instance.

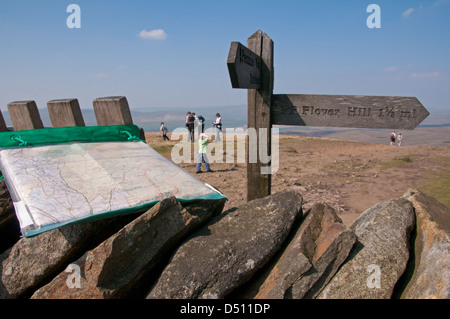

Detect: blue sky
[0,0,449,117]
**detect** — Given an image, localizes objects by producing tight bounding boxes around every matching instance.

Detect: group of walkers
[159,111,223,174]
[390,131,403,146]
[184,112,222,143]
[159,112,223,143]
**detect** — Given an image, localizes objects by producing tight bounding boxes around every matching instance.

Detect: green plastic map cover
[0,125,226,237]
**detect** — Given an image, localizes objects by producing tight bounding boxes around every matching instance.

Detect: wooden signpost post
[228,30,274,201]
[227,30,430,202]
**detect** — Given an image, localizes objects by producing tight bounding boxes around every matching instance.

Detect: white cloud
[402,8,415,17]
[95,73,107,78]
[433,0,450,7]
[138,29,167,40]
[382,66,398,73]
[411,71,440,79]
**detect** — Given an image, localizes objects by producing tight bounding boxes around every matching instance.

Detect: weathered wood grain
[93,96,133,126]
[0,111,8,132]
[227,41,262,89]
[247,30,274,201]
[272,94,429,130]
[7,101,44,131]
[47,99,85,128]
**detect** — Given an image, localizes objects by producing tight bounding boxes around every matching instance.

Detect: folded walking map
[0,125,226,237]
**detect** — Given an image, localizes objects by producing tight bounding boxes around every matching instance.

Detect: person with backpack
[185,112,195,142]
[197,114,205,133]
[390,131,396,146]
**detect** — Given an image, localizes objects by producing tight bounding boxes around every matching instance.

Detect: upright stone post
[47,98,85,128]
[246,30,274,201]
[7,101,44,131]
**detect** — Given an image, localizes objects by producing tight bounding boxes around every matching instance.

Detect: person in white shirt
[397,133,403,146]
[212,113,222,142]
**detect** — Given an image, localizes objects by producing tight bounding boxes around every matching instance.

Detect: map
[0,141,225,236]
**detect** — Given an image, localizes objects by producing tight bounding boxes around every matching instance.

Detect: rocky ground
[146,131,450,226]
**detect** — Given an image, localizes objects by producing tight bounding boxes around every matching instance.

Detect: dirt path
[146,132,450,226]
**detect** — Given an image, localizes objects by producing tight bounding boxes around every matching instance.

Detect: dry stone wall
[0,186,449,299]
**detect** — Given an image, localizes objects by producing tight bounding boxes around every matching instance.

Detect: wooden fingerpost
[246,30,274,201]
[47,99,86,128]
[228,30,430,204]
[7,100,44,131]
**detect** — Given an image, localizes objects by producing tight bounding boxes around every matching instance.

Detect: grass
[150,143,177,160]
[421,167,450,208]
[151,144,173,155]
[379,156,413,170]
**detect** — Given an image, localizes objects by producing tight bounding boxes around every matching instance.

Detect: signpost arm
[246,30,274,201]
[271,94,429,130]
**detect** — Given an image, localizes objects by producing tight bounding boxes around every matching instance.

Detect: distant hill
[130,105,248,132]
[1,104,248,133]
[2,105,448,147]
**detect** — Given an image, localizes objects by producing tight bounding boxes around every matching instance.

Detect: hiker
[212,113,222,142]
[196,133,213,174]
[390,131,396,146]
[185,112,195,142]
[397,133,403,146]
[192,112,199,141]
[197,114,205,134]
[160,122,169,141]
